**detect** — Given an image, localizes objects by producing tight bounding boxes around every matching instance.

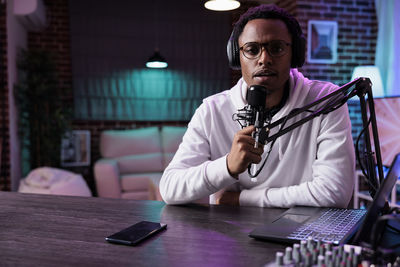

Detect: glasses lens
[267,41,287,57]
[242,43,261,59]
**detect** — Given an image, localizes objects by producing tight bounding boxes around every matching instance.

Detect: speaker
[227,27,306,70]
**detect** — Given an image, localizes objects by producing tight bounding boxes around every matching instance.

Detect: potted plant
[14,49,71,175]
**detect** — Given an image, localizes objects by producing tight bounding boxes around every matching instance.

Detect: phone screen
[106,221,167,246]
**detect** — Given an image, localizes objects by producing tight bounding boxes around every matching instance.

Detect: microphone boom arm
[257,77,383,197]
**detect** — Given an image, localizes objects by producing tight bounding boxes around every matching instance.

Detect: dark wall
[0,0,378,193]
[69,0,231,121]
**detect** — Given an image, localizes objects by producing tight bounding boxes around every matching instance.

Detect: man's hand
[216,191,240,206]
[227,126,264,177]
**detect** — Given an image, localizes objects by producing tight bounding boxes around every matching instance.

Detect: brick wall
[230,0,377,86]
[0,2,9,191]
[28,0,73,105]
[297,0,377,85]
[296,0,376,155]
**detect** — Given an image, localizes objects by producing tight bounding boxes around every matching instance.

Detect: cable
[371,214,400,251]
[247,113,276,178]
[390,207,400,214]
[387,223,400,234]
[384,208,400,234]
[355,117,379,193]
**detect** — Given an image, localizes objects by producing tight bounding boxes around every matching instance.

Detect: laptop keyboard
[287,208,367,244]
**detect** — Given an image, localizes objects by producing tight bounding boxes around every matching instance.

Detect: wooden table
[0,191,287,266]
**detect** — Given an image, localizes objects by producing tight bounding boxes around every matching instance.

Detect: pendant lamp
[204,0,240,11]
[146,49,168,69]
[146,0,168,69]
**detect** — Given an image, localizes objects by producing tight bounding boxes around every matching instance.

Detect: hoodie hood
[229,69,311,115]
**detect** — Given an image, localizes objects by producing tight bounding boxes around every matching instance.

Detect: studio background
[1,0,397,196]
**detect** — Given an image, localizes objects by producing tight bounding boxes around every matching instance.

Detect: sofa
[94,126,187,200]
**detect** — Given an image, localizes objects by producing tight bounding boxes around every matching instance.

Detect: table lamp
[351,65,384,97]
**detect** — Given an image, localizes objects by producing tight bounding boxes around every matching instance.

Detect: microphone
[232,85,269,134]
[232,85,268,182]
[245,85,268,148]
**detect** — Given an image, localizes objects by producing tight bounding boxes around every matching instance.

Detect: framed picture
[61,130,90,167]
[307,20,338,64]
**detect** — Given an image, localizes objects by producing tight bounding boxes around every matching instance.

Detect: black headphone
[227,21,306,70]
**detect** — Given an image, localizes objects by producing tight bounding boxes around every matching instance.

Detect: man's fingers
[236,126,265,148]
[227,125,265,176]
[239,125,256,135]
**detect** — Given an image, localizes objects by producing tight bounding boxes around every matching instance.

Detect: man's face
[238,18,292,94]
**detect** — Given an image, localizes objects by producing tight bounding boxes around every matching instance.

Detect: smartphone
[105,221,167,246]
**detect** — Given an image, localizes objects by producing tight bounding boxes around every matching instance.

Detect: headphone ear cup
[291,34,306,68]
[227,32,241,70]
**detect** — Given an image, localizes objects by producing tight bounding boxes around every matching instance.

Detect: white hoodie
[160,69,355,208]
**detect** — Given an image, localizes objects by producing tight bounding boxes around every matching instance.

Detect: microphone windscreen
[247,85,267,108]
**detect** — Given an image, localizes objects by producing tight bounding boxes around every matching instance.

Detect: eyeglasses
[239,40,291,60]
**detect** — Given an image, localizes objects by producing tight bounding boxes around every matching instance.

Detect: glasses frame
[239,40,291,60]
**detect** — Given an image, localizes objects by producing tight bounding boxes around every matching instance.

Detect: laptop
[249,153,400,245]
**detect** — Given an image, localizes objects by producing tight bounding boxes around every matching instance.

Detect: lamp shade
[351,65,384,97]
[146,50,168,69]
[204,0,240,11]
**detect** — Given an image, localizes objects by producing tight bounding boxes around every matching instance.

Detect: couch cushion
[117,153,163,174]
[121,191,154,200]
[120,175,154,192]
[121,172,163,189]
[161,126,186,168]
[100,127,161,158]
[163,153,175,169]
[161,126,187,153]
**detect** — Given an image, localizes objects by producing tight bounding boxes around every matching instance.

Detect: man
[160,4,355,208]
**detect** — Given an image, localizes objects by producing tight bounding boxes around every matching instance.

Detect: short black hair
[232,4,302,44]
